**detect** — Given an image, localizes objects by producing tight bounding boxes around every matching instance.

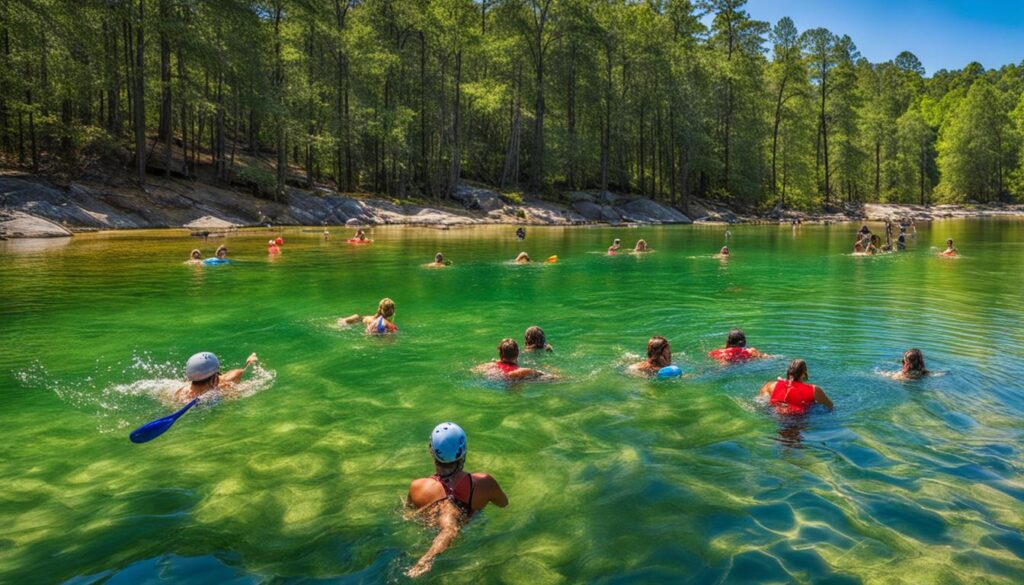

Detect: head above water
[435,252,444,263]
[726,329,746,348]
[720,246,729,255]
[786,359,809,382]
[498,338,520,364]
[429,422,467,475]
[635,239,648,251]
[524,326,546,350]
[613,238,621,245]
[215,245,227,258]
[946,239,954,247]
[186,351,221,383]
[190,249,201,260]
[903,349,927,375]
[647,336,671,366]
[375,298,396,319]
[515,251,530,262]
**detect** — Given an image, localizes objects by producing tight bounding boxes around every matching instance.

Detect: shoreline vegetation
[1,1,1023,238]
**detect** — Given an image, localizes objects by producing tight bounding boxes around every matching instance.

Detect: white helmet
[185,352,220,381]
[429,422,467,463]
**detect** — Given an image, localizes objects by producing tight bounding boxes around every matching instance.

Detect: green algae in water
[2,220,1024,583]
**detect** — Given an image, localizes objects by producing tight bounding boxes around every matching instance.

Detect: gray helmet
[185,352,220,381]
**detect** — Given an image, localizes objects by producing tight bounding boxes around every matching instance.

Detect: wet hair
[524,326,546,350]
[725,329,746,348]
[647,336,670,360]
[498,338,520,364]
[720,246,729,254]
[190,249,201,259]
[903,349,927,376]
[635,239,648,250]
[435,252,444,263]
[613,238,621,245]
[516,251,530,262]
[215,245,227,256]
[946,239,954,246]
[375,298,396,319]
[786,359,808,382]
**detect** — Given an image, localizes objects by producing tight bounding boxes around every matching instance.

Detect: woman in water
[405,422,508,578]
[474,338,546,380]
[941,239,958,256]
[185,249,203,264]
[715,246,730,259]
[709,329,762,363]
[633,239,651,253]
[213,245,229,260]
[338,297,398,334]
[608,238,622,255]
[352,228,368,241]
[267,240,280,255]
[629,336,672,376]
[759,359,833,414]
[888,349,929,380]
[524,326,553,352]
[426,252,449,268]
[514,251,531,264]
[174,351,259,403]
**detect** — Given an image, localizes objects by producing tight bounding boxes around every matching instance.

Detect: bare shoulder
[408,477,442,509]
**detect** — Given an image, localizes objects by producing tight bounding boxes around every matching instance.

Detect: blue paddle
[129,398,199,443]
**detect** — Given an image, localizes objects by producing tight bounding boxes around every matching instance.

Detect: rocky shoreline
[1,174,1021,239]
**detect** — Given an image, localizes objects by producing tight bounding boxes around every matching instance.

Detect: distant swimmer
[941,239,958,256]
[715,246,730,259]
[405,422,508,578]
[474,338,547,380]
[427,252,450,268]
[709,329,763,363]
[174,351,259,403]
[267,239,280,255]
[629,336,672,376]
[886,348,930,380]
[514,251,531,264]
[353,229,368,241]
[759,359,833,414]
[202,245,231,264]
[633,239,651,253]
[186,249,203,265]
[338,297,398,335]
[516,227,526,240]
[323,229,330,241]
[524,326,553,352]
[897,226,907,250]
[608,238,622,255]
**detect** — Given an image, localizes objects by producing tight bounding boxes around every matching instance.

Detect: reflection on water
[1,220,1023,583]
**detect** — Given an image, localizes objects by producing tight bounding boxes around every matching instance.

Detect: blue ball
[657,365,682,378]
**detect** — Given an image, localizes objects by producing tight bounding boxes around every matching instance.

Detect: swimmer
[405,422,508,578]
[516,226,526,240]
[941,239,958,256]
[338,297,398,334]
[205,245,229,262]
[524,326,553,352]
[709,328,763,362]
[633,239,650,253]
[267,240,280,255]
[474,338,546,380]
[759,359,833,414]
[897,226,907,250]
[715,246,730,259]
[858,224,872,239]
[608,238,622,255]
[629,336,672,376]
[887,348,929,380]
[853,240,865,254]
[185,249,202,265]
[514,251,531,264]
[174,351,259,403]
[323,229,330,241]
[352,228,368,241]
[426,252,449,268]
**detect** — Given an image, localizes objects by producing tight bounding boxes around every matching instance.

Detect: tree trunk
[448,50,463,198]
[133,0,146,185]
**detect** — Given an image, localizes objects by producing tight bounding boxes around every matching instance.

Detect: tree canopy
[1,0,1022,208]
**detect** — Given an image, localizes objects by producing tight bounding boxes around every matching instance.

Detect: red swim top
[495,361,519,374]
[709,346,756,362]
[431,472,475,514]
[770,379,817,414]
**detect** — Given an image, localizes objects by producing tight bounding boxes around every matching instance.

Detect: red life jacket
[770,379,817,414]
[495,361,518,374]
[709,346,755,362]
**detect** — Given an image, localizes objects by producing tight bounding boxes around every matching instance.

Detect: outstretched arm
[406,505,463,578]
[220,353,258,385]
[814,386,834,410]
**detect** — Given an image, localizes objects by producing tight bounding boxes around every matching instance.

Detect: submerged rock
[0,209,72,238]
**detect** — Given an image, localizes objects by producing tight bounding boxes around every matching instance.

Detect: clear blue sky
[740,0,1024,74]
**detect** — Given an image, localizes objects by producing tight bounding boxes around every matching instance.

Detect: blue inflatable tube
[657,365,682,378]
[202,258,231,266]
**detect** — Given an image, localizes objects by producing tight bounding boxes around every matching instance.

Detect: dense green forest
[1,0,1023,210]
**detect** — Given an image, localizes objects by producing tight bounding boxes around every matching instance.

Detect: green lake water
[2,219,1023,584]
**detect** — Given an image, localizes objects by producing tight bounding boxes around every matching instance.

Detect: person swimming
[629,336,672,375]
[715,246,730,258]
[516,227,526,240]
[215,245,228,260]
[608,238,622,255]
[338,297,399,334]
[323,229,330,241]
[941,239,958,256]
[474,338,546,380]
[427,252,449,268]
[514,251,531,264]
[174,351,259,403]
[634,239,650,253]
[267,240,280,255]
[352,229,368,241]
[709,329,762,362]
[405,422,508,578]
[890,348,929,380]
[759,359,833,414]
[524,326,553,352]
[186,249,202,264]
[897,226,907,250]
